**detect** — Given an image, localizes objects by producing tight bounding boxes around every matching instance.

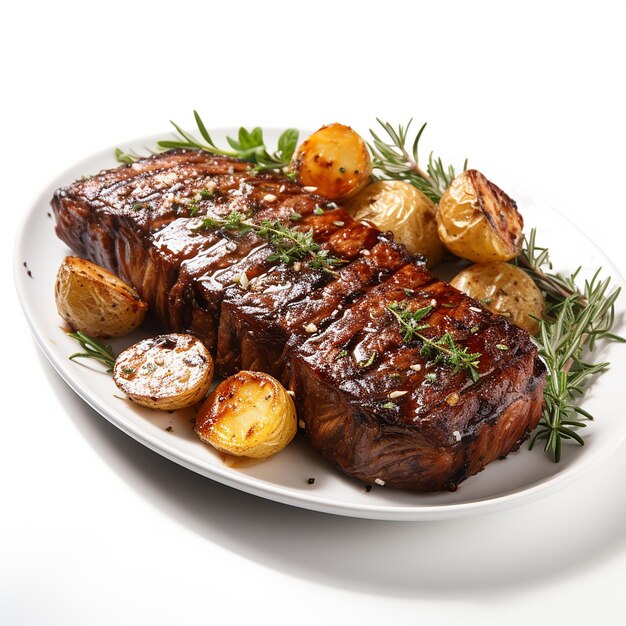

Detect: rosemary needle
[67,331,117,372]
[115,110,299,175]
[519,229,625,461]
[367,118,467,203]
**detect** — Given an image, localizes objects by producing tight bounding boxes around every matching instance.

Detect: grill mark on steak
[216,234,412,378]
[51,149,546,492]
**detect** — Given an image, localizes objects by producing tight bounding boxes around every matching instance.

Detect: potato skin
[346,180,445,267]
[291,123,372,200]
[450,262,545,334]
[195,371,297,460]
[113,334,214,410]
[437,170,523,263]
[55,256,147,337]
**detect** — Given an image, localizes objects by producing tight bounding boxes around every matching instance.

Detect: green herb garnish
[387,301,481,382]
[156,111,298,173]
[67,331,116,372]
[115,147,145,164]
[387,302,433,342]
[357,351,378,368]
[115,112,299,173]
[368,119,467,203]
[518,229,625,461]
[196,212,344,273]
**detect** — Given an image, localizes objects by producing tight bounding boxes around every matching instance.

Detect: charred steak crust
[51,150,546,492]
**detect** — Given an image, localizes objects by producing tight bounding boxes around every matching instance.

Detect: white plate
[14,129,626,521]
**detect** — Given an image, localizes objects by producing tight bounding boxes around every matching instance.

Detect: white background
[3,1,626,624]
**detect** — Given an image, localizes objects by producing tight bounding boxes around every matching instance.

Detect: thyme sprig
[387,302,433,341]
[368,119,468,203]
[197,212,344,273]
[387,302,481,382]
[519,231,625,461]
[67,331,117,372]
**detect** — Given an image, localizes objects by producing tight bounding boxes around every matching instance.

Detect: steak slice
[52,149,546,492]
[216,234,411,379]
[286,262,545,491]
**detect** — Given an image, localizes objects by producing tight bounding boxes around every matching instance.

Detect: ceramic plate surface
[14,129,626,520]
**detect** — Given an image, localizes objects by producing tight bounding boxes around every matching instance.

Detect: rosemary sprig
[387,301,481,381]
[196,212,344,273]
[515,228,585,308]
[368,119,467,203]
[67,331,117,372]
[520,230,625,461]
[115,112,298,173]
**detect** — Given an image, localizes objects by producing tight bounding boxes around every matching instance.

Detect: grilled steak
[52,150,546,492]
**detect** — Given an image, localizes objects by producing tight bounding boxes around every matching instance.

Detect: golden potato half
[437,170,523,263]
[55,256,148,337]
[113,334,214,410]
[291,123,372,200]
[195,371,297,460]
[450,262,545,334]
[347,180,446,267]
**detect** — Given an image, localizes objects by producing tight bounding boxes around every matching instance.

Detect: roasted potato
[291,123,372,200]
[437,170,524,263]
[113,334,214,410]
[450,262,545,334]
[195,370,297,460]
[346,180,446,267]
[55,256,148,337]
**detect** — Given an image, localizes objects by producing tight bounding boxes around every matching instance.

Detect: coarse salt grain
[410,364,422,371]
[304,322,318,333]
[430,299,437,307]
[303,186,318,193]
[298,419,306,429]
[360,249,371,256]
[469,306,482,313]
[287,390,296,397]
[389,390,408,399]
[333,221,345,227]
[445,392,460,406]
[263,194,277,202]
[453,430,462,442]
[279,185,285,193]
[263,284,288,293]
[238,272,250,289]
[374,478,385,486]
[186,218,202,230]
[293,262,302,271]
